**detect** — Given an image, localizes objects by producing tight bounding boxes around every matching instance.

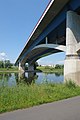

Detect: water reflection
[0,73,16,87]
[0,71,64,86]
[55,72,63,77]
[16,71,64,84]
[25,72,38,84]
[20,72,37,84]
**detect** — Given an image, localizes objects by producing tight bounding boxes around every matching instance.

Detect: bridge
[15,0,80,84]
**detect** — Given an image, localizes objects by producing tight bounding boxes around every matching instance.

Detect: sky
[0,0,65,65]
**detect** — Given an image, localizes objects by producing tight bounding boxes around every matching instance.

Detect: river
[0,72,64,86]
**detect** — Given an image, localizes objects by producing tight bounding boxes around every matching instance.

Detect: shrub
[65,80,76,88]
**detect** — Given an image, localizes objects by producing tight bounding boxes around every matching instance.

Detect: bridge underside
[19,19,66,64]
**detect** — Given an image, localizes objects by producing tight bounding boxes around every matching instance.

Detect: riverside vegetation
[0,64,80,113]
[0,67,18,73]
[0,81,80,113]
[37,65,63,73]
[0,60,18,73]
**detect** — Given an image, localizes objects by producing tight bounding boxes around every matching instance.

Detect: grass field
[0,67,18,73]
[0,81,80,113]
[37,66,63,73]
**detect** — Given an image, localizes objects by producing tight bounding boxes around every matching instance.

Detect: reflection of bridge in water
[0,72,63,86]
[18,71,63,84]
[15,0,80,85]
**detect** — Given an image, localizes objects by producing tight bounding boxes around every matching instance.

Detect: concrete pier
[28,63,34,71]
[19,62,25,73]
[64,11,80,84]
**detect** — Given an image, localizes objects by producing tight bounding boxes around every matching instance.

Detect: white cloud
[0,52,6,57]
[0,52,7,61]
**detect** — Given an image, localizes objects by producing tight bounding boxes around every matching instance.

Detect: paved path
[0,96,80,120]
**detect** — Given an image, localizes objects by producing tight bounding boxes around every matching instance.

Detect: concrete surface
[64,11,80,84]
[0,96,80,120]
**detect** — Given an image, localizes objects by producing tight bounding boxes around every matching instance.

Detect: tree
[4,60,13,68]
[0,60,13,68]
[55,64,64,69]
[34,62,39,69]
[0,61,4,68]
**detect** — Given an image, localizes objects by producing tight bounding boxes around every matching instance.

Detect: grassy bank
[0,67,18,73]
[37,66,63,73]
[0,82,80,113]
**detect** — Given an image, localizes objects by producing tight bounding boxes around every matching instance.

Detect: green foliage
[0,67,18,73]
[0,60,13,68]
[55,64,64,69]
[0,83,80,113]
[0,61,4,68]
[4,60,13,68]
[37,66,63,74]
[45,66,50,69]
[65,80,76,88]
[34,62,39,69]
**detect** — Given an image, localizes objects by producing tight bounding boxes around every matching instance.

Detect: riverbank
[0,96,80,120]
[37,66,63,73]
[0,68,18,73]
[0,82,80,113]
[0,66,63,73]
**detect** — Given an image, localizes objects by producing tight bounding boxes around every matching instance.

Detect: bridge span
[15,0,80,85]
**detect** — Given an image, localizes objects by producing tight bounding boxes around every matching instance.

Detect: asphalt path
[0,96,80,120]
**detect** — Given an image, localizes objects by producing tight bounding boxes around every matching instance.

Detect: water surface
[0,72,64,86]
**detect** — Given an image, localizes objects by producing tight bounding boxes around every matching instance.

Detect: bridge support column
[64,11,80,85]
[19,62,25,73]
[28,63,34,71]
[46,37,48,44]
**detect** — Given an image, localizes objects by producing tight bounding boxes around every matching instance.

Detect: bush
[65,80,76,88]
[45,66,50,69]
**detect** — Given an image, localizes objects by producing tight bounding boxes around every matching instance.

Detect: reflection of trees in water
[0,72,38,86]
[55,73,61,77]
[44,73,48,83]
[0,73,12,81]
[0,74,3,80]
[55,72,63,77]
[15,72,25,84]
[15,73,19,83]
[0,73,12,87]
[44,71,63,77]
[4,73,12,81]
[0,71,64,86]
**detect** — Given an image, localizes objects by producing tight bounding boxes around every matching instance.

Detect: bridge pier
[28,63,34,71]
[19,62,25,73]
[64,11,80,85]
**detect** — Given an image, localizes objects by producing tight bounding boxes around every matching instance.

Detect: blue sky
[0,0,65,65]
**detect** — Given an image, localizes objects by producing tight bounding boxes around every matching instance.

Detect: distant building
[41,64,56,68]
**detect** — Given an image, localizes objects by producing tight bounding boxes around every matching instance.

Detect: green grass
[37,66,63,73]
[0,82,80,113]
[0,67,18,73]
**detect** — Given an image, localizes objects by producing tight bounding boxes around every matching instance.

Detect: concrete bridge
[15,0,80,84]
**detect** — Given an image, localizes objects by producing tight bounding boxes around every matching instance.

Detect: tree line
[0,60,13,68]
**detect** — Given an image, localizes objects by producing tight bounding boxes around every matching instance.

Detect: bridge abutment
[19,62,25,73]
[64,11,80,84]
